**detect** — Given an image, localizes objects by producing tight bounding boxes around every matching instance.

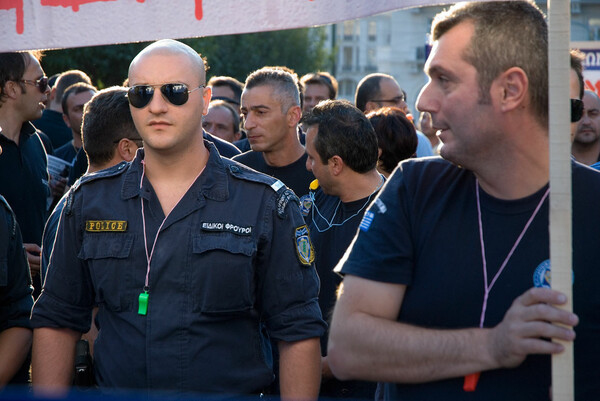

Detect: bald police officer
[31,39,325,399]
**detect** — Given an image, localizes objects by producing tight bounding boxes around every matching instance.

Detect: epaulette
[65,161,129,215]
[227,162,300,218]
[0,195,16,238]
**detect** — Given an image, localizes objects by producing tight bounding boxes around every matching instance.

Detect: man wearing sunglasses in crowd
[0,51,54,298]
[31,39,325,399]
[570,49,585,142]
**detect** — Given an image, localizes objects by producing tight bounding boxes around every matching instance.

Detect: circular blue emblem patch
[533,259,551,288]
[299,194,313,217]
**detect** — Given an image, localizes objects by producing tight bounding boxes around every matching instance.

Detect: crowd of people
[0,1,599,400]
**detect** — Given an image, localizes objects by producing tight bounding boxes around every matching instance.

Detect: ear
[287,105,302,127]
[2,81,21,100]
[117,138,138,162]
[49,87,57,103]
[329,155,345,176]
[364,101,378,113]
[62,113,71,128]
[202,86,212,115]
[494,67,528,113]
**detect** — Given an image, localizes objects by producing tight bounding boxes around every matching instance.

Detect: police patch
[295,225,314,266]
[533,259,551,288]
[201,222,252,235]
[86,220,127,232]
[299,194,313,217]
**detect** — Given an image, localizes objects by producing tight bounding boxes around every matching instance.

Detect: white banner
[1,0,448,52]
[582,48,600,96]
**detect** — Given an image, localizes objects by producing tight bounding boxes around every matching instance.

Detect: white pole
[548,0,574,399]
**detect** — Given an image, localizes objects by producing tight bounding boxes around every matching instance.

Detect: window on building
[366,47,377,71]
[339,79,357,98]
[591,18,600,40]
[343,47,353,71]
[343,21,355,40]
[368,20,377,41]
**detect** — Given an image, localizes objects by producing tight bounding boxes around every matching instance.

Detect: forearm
[328,310,497,383]
[32,327,80,396]
[0,327,32,386]
[278,338,321,401]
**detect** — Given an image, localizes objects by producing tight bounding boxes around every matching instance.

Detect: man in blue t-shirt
[328,2,599,400]
[302,99,383,399]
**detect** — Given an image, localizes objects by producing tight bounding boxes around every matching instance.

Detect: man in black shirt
[0,51,52,294]
[234,68,313,203]
[302,100,383,399]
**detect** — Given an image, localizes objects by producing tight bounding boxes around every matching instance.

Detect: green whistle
[138,291,149,315]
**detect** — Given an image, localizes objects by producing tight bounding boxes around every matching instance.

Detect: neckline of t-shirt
[476,179,550,215]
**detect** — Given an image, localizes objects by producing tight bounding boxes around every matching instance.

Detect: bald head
[129,39,206,84]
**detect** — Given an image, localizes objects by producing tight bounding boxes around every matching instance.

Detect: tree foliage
[41,28,332,88]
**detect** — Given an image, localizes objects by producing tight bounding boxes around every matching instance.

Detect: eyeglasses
[571,99,584,123]
[20,76,49,93]
[127,83,205,108]
[371,95,406,105]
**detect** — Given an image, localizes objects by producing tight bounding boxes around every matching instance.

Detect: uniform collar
[121,141,229,202]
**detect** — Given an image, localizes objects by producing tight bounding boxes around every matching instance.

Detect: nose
[305,156,312,172]
[416,80,435,114]
[243,113,255,130]
[147,88,168,114]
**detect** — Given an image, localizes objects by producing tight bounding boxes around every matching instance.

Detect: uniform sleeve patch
[86,220,128,232]
[359,211,375,232]
[295,225,315,266]
[299,194,313,217]
[277,188,299,218]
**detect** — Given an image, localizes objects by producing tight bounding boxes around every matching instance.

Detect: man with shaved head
[31,39,325,398]
[572,90,600,165]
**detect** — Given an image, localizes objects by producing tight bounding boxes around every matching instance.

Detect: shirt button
[230,165,240,173]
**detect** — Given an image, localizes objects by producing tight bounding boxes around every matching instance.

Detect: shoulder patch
[277,188,300,219]
[295,225,315,266]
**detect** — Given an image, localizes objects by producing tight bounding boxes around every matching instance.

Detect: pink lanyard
[464,179,549,391]
[137,159,205,315]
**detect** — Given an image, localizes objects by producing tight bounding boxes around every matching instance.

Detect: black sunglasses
[20,76,49,93]
[127,83,204,108]
[571,98,584,123]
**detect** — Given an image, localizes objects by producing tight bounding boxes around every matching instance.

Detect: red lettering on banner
[40,0,115,12]
[1,0,24,34]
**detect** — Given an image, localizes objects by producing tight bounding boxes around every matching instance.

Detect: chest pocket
[79,233,135,311]
[192,233,256,315]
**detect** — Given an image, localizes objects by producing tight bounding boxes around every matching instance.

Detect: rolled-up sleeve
[31,195,94,334]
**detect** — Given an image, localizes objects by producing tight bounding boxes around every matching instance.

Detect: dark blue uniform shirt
[32,142,326,395]
[0,195,34,332]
